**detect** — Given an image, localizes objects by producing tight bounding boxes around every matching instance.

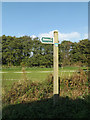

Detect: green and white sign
[40,37,54,44]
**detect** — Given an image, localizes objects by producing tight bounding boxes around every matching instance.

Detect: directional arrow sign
[40,37,54,44]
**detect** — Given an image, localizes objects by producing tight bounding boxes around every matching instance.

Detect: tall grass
[2,69,89,119]
[2,69,88,105]
[60,69,88,99]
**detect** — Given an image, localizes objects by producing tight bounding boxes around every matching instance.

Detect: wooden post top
[54,30,58,33]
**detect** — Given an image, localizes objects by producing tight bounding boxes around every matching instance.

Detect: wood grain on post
[53,30,59,105]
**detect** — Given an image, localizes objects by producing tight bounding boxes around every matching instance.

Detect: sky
[2,2,88,42]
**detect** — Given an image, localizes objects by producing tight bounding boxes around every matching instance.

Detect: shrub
[60,69,88,99]
[2,74,53,105]
[2,70,88,105]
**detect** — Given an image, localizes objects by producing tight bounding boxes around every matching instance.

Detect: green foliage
[2,74,53,105]
[2,72,89,119]
[2,35,89,67]
[60,69,88,99]
[2,95,90,119]
[3,70,89,104]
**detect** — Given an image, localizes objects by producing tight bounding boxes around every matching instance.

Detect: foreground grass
[2,69,89,119]
[2,66,87,91]
[2,96,90,119]
[1,66,75,92]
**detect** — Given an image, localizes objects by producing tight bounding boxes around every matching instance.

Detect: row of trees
[0,35,89,67]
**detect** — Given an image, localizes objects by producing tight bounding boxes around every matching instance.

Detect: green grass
[2,71,89,119]
[2,66,53,72]
[2,66,85,71]
[2,71,52,81]
[2,96,90,119]
[2,67,89,119]
[2,80,16,92]
[2,66,88,93]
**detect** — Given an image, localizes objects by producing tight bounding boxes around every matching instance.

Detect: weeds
[2,74,53,105]
[60,69,88,99]
[2,69,89,105]
[2,69,89,119]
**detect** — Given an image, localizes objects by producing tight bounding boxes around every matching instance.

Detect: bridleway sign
[40,37,54,44]
[40,31,59,106]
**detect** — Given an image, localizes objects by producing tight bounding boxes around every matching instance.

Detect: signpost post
[53,31,59,105]
[40,30,59,105]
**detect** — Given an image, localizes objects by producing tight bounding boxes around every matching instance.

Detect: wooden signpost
[40,30,59,105]
[53,31,59,105]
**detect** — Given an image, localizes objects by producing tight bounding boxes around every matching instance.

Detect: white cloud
[83,33,88,39]
[16,33,26,37]
[39,31,81,42]
[39,31,54,38]
[58,32,81,41]
[88,33,90,40]
[31,35,36,39]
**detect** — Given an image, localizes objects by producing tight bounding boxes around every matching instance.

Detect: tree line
[0,35,89,67]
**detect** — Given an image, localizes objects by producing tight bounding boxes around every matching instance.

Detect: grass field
[2,66,88,91]
[2,66,86,81]
[1,66,89,119]
[1,66,83,91]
